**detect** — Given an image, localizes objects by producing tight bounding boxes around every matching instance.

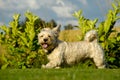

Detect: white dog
[38,25,106,69]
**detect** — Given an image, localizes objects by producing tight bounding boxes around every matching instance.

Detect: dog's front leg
[42,61,61,69]
[42,51,63,69]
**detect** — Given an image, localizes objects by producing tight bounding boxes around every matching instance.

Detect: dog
[38,25,106,69]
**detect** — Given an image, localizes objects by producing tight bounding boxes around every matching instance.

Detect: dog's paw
[41,64,46,68]
[55,67,60,69]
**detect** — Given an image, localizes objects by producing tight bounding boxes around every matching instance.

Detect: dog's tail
[84,30,98,42]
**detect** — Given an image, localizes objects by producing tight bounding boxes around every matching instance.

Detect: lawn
[0,68,120,80]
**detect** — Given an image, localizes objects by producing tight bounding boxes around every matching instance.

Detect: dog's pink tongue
[43,44,48,48]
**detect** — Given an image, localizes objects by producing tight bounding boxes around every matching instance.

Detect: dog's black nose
[44,38,48,42]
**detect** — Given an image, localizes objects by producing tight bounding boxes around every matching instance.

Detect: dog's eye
[48,35,51,38]
[40,35,43,37]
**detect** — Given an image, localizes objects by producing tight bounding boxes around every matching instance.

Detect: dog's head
[38,25,61,51]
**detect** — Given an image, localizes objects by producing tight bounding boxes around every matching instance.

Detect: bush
[73,0,120,68]
[0,12,49,69]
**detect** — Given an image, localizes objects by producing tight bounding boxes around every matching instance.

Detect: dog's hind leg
[92,52,106,69]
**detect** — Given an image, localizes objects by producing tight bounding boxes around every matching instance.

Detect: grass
[59,27,120,42]
[59,29,82,42]
[0,68,120,80]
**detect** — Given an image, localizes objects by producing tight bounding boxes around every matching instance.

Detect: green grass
[0,68,120,80]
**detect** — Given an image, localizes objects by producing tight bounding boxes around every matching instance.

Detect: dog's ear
[52,24,61,37]
[52,24,61,33]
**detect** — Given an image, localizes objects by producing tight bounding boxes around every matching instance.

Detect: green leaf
[104,11,113,34]
[109,57,116,63]
[1,63,9,69]
[98,22,104,37]
[13,14,20,21]
[112,3,117,11]
[73,10,82,19]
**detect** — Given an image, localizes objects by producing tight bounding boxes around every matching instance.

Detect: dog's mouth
[41,43,49,49]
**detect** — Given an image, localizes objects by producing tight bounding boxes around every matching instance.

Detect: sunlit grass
[59,27,120,42]
[0,68,120,80]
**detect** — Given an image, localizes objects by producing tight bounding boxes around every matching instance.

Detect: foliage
[73,10,98,40]
[73,0,120,68]
[0,11,49,69]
